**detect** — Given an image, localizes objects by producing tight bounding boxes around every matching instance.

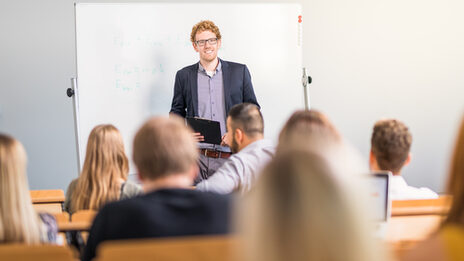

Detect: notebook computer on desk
[366,171,391,239]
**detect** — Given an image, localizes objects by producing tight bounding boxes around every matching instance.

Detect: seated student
[276,109,369,174]
[82,116,231,261]
[64,124,141,213]
[402,116,464,261]
[0,134,57,243]
[277,109,342,151]
[370,119,438,200]
[238,149,386,261]
[196,103,274,194]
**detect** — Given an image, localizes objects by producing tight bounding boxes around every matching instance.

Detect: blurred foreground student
[277,109,366,176]
[403,116,464,261]
[370,119,438,200]
[238,150,384,261]
[0,134,57,243]
[82,116,231,261]
[277,109,341,151]
[64,124,141,213]
[237,110,384,261]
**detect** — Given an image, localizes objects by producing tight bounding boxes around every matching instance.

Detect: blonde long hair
[239,150,383,261]
[443,116,464,225]
[0,134,42,243]
[71,124,129,212]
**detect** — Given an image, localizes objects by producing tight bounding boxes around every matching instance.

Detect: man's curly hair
[190,20,222,43]
[371,119,412,174]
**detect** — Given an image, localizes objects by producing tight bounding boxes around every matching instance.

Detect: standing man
[170,20,259,183]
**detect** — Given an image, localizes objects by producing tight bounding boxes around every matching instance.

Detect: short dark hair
[371,119,412,174]
[228,103,264,137]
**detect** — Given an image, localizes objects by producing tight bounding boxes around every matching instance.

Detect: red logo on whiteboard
[298,15,302,23]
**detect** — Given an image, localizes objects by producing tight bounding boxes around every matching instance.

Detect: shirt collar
[198,59,222,74]
[391,175,408,187]
[239,139,273,153]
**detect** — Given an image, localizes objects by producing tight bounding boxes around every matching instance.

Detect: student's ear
[137,169,145,182]
[192,42,199,53]
[369,150,376,171]
[404,153,412,166]
[235,128,243,143]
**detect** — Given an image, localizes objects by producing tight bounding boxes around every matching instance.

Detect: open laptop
[366,171,391,238]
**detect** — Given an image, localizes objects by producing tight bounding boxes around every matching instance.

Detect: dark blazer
[81,189,231,261]
[170,59,259,117]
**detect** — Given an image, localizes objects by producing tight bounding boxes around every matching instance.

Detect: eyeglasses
[195,38,218,47]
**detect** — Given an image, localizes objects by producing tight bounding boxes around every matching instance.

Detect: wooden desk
[0,245,76,261]
[58,221,92,232]
[386,215,442,243]
[30,189,65,204]
[33,203,63,214]
[391,196,452,216]
[31,189,65,214]
[95,236,237,261]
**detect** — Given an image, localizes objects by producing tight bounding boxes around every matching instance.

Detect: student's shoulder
[193,189,232,205]
[66,178,78,192]
[99,193,149,216]
[121,180,143,198]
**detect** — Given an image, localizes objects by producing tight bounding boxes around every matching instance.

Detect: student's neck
[239,135,264,152]
[371,165,402,176]
[200,57,219,72]
[142,174,192,193]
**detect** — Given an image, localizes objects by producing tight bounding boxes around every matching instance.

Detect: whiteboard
[75,3,304,174]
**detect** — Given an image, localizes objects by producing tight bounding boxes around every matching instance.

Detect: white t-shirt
[390,175,439,200]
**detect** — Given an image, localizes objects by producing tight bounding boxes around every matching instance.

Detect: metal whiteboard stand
[302,67,312,110]
[67,78,82,174]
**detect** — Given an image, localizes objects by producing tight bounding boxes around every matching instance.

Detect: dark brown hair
[228,103,264,138]
[371,119,412,174]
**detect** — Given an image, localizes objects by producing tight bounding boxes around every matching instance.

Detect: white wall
[0,0,78,190]
[305,0,464,192]
[0,0,463,192]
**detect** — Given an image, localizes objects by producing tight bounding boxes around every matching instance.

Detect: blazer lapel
[190,63,199,116]
[221,59,232,114]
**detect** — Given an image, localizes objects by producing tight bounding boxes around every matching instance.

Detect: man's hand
[192,132,204,142]
[221,133,230,147]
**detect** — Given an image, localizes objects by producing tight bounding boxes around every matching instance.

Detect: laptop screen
[366,172,390,222]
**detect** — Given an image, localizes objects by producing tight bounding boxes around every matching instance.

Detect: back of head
[133,116,198,180]
[239,150,382,261]
[0,134,41,243]
[371,119,412,174]
[444,116,464,225]
[72,124,129,212]
[228,103,264,138]
[277,109,341,153]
